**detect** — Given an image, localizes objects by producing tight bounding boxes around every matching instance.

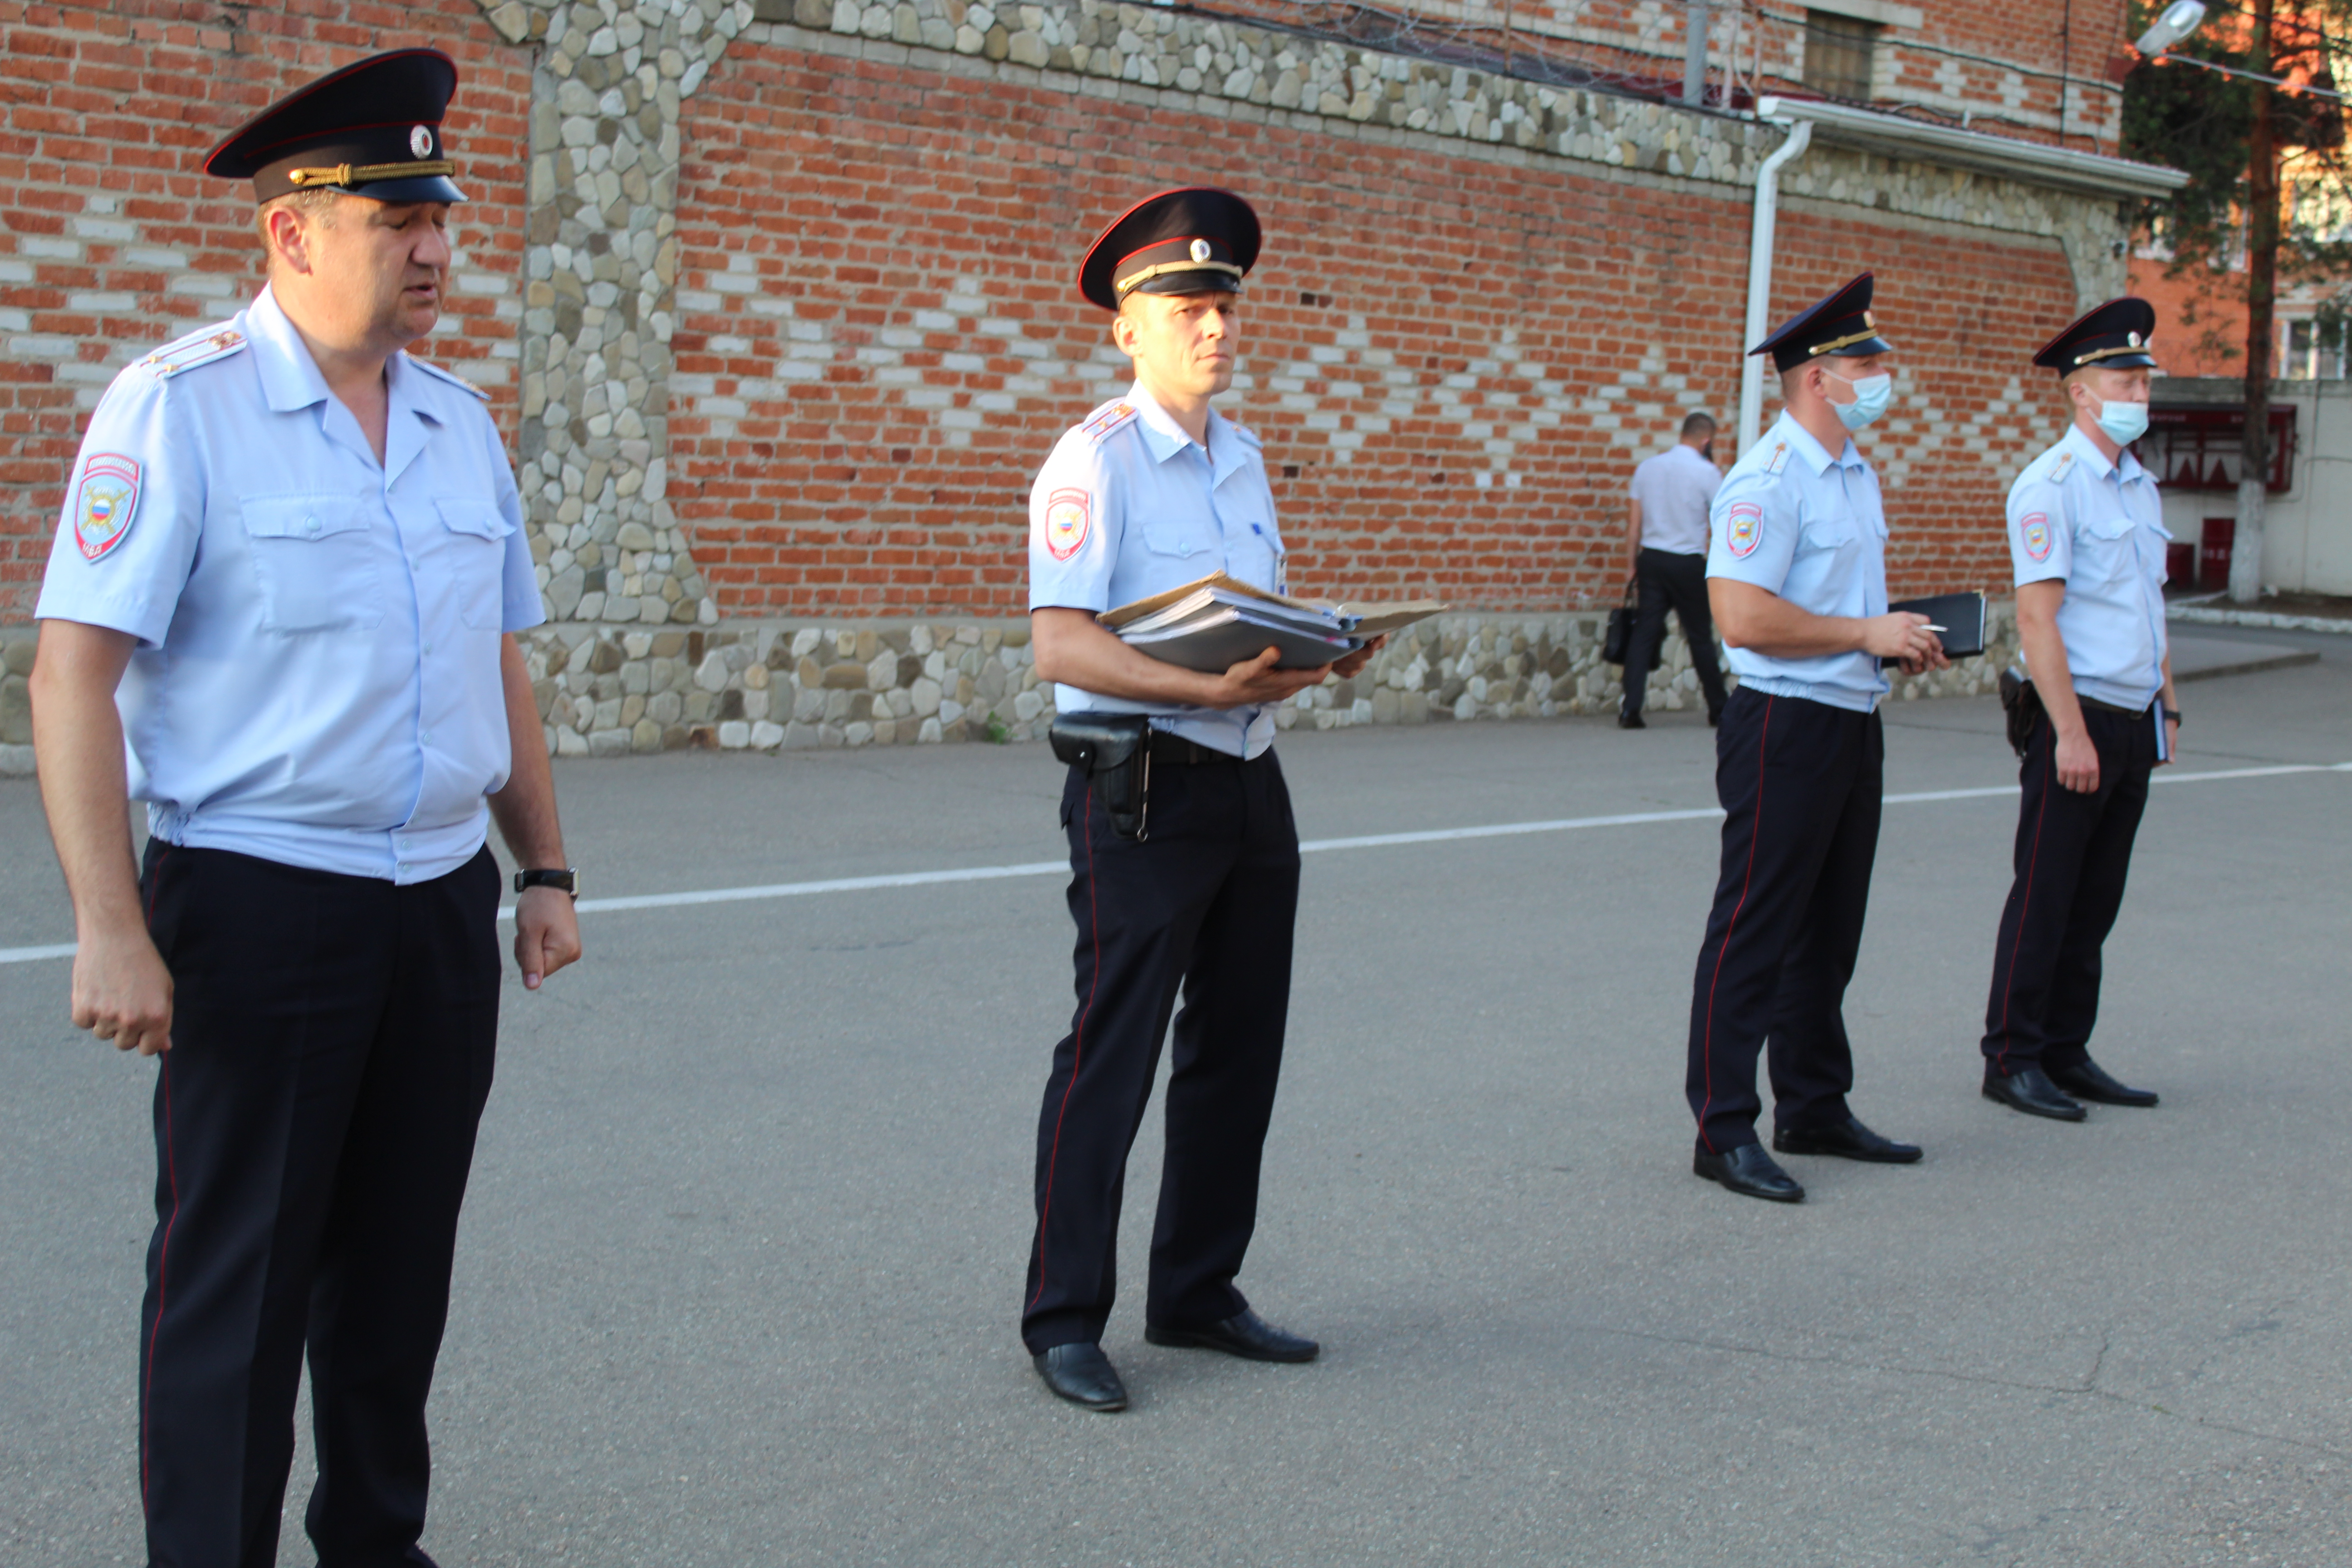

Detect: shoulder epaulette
[1079,401,1138,445]
[138,326,247,380]
[1229,421,1263,451]
[411,356,491,401]
[2044,451,2077,485]
[1761,439,1792,477]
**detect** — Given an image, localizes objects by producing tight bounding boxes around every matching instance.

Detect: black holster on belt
[1997,670,2043,758]
[1049,714,1152,841]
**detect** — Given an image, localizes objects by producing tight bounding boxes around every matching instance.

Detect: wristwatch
[514,867,580,898]
[2162,707,2182,725]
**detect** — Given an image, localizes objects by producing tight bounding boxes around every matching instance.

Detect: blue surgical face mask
[1828,370,1893,431]
[2095,397,2149,446]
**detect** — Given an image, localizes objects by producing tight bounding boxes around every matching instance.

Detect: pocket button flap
[435,498,512,539]
[242,495,369,539]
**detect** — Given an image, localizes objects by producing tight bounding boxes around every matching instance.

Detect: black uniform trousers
[1023,746,1300,1353]
[1622,547,1730,719]
[137,842,501,1568]
[1685,687,1883,1154]
[1980,699,2156,1075]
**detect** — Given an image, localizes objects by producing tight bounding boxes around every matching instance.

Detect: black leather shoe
[1774,1115,1922,1163]
[1982,1065,2087,1122]
[1145,1308,1319,1363]
[2046,1056,2159,1107]
[1617,708,1646,730]
[1692,1143,1804,1202]
[1032,1343,1128,1411]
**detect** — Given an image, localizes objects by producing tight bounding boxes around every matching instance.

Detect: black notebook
[1885,591,1987,662]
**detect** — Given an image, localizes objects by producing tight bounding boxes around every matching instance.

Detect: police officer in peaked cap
[1682,273,1947,1204]
[1977,298,2175,1122]
[1019,188,1384,1411]
[29,49,579,1566]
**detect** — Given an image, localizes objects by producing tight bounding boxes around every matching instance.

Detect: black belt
[1146,730,1245,765]
[2075,694,2154,719]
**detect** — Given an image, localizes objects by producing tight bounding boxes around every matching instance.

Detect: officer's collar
[248,285,445,480]
[2061,418,2146,482]
[1125,380,1242,477]
[1775,412,1860,475]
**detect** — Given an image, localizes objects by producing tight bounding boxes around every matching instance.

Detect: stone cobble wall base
[513,601,2023,756]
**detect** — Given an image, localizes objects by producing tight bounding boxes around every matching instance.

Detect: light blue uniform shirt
[2006,422,2170,712]
[1705,413,1890,713]
[1027,382,1285,759]
[33,285,543,883]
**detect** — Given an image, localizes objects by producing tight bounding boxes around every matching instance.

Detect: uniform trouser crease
[137,844,499,1568]
[1024,755,1299,1352]
[1686,690,1883,1152]
[1981,704,2154,1072]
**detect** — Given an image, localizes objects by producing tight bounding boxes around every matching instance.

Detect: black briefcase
[1602,580,1658,670]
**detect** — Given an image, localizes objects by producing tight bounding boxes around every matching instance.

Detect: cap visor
[1829,333,1896,357]
[349,176,468,205]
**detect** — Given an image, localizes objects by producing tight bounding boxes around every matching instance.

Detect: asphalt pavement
[5,629,2349,1567]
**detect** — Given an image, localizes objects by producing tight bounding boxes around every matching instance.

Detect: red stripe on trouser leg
[1029,784,1099,1310]
[1695,696,1772,1154]
[1993,723,2053,1073]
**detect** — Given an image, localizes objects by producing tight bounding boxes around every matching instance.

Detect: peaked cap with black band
[1749,272,1895,372]
[2034,296,2158,373]
[1078,187,1261,311]
[205,48,466,205]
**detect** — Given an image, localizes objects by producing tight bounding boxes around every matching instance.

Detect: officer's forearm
[486,635,568,868]
[29,620,148,940]
[1625,499,1642,562]
[1031,607,1245,709]
[1707,579,1871,659]
[2014,583,2087,737]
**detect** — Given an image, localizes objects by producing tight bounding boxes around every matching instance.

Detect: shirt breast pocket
[1140,518,1213,566]
[432,498,516,631]
[2073,511,2140,585]
[240,495,385,632]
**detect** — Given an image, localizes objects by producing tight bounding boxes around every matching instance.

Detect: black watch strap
[514,867,580,897]
[2161,707,2182,725]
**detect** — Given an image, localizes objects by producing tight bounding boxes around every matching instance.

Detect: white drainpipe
[1737,112,1813,456]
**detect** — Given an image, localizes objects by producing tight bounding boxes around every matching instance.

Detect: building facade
[0,0,2180,760]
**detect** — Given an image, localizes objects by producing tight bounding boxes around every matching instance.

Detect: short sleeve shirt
[2007,423,2170,711]
[1628,442,1722,556]
[1028,382,1285,759]
[1705,413,1890,713]
[33,285,542,882]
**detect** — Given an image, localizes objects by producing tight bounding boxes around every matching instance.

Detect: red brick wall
[670,39,2081,617]
[0,0,527,620]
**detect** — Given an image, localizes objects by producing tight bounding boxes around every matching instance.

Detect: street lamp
[2135,0,2208,57]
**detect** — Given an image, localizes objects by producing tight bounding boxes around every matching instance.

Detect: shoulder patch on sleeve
[2020,512,2053,562]
[1044,486,1092,560]
[1762,439,1792,476]
[1724,499,1766,559]
[1080,401,1139,445]
[138,326,247,380]
[411,356,492,401]
[71,452,142,561]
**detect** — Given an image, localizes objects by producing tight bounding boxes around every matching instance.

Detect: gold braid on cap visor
[1114,259,1246,297]
[2071,343,2156,366]
[285,159,458,189]
[1805,325,1890,357]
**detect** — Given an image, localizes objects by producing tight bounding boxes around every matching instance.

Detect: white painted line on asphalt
[2,760,2345,964]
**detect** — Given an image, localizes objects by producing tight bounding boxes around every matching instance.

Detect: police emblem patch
[1045,487,1091,560]
[73,453,141,561]
[1725,501,1764,559]
[2021,512,2053,563]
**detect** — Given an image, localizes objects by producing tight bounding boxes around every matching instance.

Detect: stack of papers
[1099,573,1446,672]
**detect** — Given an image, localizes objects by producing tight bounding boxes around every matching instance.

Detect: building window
[1803,11,1877,100]
[2282,318,2347,380]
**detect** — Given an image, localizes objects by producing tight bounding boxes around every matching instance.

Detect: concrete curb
[2169,604,2352,636]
